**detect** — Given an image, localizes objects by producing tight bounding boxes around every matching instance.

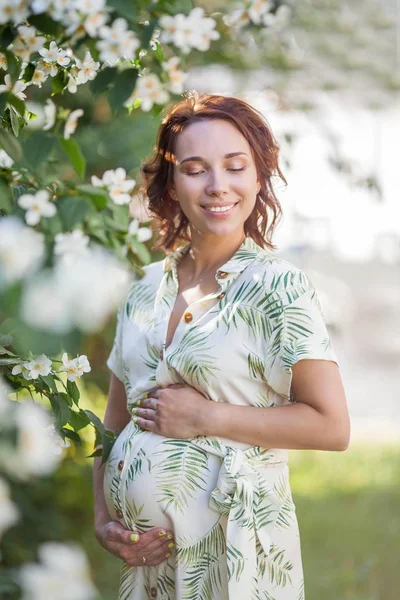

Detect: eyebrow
[178,152,248,165]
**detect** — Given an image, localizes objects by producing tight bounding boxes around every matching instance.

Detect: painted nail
[131,408,137,414]
[167,534,173,540]
[165,553,171,558]
[167,542,175,549]
[158,530,166,536]
[132,416,138,423]
[130,533,139,543]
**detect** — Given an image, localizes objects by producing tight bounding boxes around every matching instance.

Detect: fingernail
[167,542,175,549]
[130,533,139,543]
[132,416,138,423]
[158,530,166,536]
[131,408,137,414]
[165,553,171,558]
[167,534,173,540]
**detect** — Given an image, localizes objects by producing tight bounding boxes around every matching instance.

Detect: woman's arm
[136,360,350,451]
[205,359,350,451]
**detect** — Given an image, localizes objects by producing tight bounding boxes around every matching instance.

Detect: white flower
[63,108,84,139]
[25,354,53,379]
[75,51,100,84]
[0,478,19,539]
[0,52,7,70]
[129,190,151,222]
[162,57,187,94]
[159,7,219,55]
[54,229,90,263]
[125,73,169,112]
[31,67,48,88]
[42,99,57,130]
[248,0,273,25]
[22,246,132,333]
[46,424,71,455]
[18,190,57,226]
[97,18,140,65]
[0,149,13,168]
[0,73,27,100]
[58,352,91,382]
[39,41,71,70]
[12,25,46,61]
[0,0,29,26]
[91,167,136,205]
[9,402,62,478]
[19,542,97,600]
[262,4,291,28]
[83,11,109,37]
[128,219,152,243]
[0,217,45,285]
[67,66,79,93]
[11,361,33,379]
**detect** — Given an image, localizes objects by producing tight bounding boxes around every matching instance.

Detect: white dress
[104,236,339,600]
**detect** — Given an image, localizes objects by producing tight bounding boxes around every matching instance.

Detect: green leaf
[108,69,138,112]
[0,128,22,162]
[107,203,129,231]
[2,50,19,83]
[61,427,81,444]
[0,357,21,366]
[22,62,35,84]
[58,137,86,178]
[106,0,137,21]
[139,17,158,49]
[0,26,16,48]
[57,195,94,229]
[7,93,25,117]
[49,393,72,429]
[83,410,105,437]
[128,237,151,265]
[0,93,8,116]
[89,67,117,94]
[0,179,12,213]
[28,13,62,35]
[9,106,19,137]
[22,131,55,169]
[68,409,90,431]
[52,69,68,94]
[75,184,109,210]
[42,374,59,394]
[66,379,80,405]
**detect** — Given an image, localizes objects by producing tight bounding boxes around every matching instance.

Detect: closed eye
[185,167,246,176]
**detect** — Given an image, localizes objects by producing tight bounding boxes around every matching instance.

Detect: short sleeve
[106,304,125,383]
[266,283,339,400]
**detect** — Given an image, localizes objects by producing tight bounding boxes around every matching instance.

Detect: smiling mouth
[200,202,239,214]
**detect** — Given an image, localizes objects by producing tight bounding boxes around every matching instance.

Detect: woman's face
[171,119,261,240]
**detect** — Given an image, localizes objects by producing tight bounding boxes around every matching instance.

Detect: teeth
[205,204,235,213]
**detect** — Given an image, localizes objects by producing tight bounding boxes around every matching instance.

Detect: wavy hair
[140,91,286,251]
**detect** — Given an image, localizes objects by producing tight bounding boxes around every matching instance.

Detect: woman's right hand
[95,521,175,567]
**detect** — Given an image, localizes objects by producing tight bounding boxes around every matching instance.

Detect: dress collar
[163,236,269,277]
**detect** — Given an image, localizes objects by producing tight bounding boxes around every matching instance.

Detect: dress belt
[192,438,288,598]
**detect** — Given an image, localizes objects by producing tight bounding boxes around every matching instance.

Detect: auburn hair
[139,91,286,251]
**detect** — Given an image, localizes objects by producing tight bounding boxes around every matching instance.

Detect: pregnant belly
[103,420,225,544]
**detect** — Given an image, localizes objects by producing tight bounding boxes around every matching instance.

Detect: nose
[205,168,229,197]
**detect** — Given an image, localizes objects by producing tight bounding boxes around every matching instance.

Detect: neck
[183,230,246,281]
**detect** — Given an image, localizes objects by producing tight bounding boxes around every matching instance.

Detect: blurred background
[2,0,399,599]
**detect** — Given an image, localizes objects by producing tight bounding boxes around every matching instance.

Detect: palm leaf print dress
[104,236,339,600]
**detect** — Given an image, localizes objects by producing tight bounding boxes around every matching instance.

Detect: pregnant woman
[94,92,350,600]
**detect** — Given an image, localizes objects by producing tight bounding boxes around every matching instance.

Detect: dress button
[183,312,193,323]
[116,510,123,519]
[117,460,124,471]
[218,292,226,300]
[150,587,157,598]
[217,271,228,279]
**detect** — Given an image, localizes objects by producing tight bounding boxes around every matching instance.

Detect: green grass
[79,444,400,600]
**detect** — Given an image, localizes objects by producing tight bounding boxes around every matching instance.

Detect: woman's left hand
[133,384,211,438]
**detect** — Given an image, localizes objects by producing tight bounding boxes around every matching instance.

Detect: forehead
[174,119,251,160]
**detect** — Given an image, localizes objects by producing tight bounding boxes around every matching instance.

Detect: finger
[133,528,174,552]
[134,416,157,431]
[105,521,134,546]
[135,405,157,418]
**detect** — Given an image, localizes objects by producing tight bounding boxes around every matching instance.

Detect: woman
[94,92,350,600]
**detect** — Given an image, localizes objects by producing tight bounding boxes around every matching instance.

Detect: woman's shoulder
[247,249,313,296]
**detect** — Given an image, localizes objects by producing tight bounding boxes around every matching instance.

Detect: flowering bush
[0,2,294,598]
